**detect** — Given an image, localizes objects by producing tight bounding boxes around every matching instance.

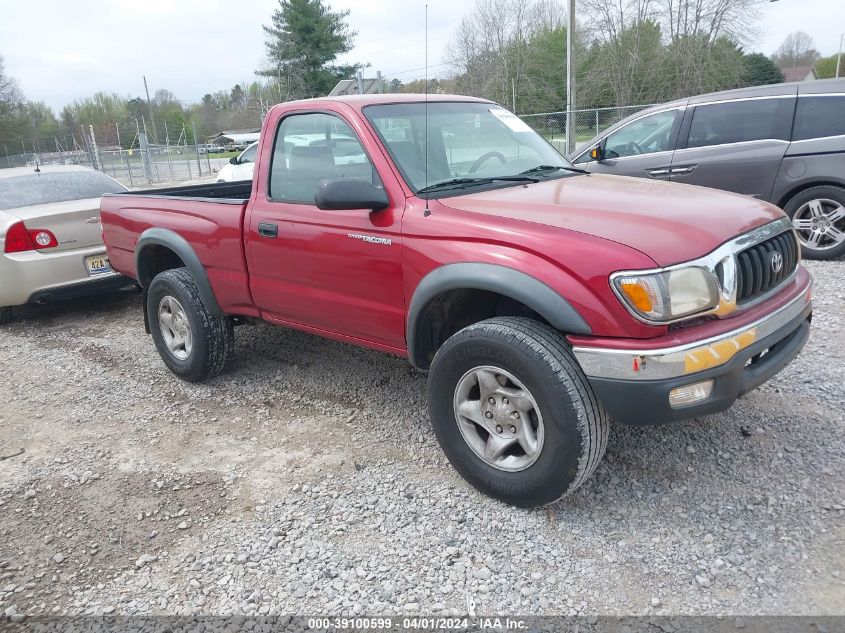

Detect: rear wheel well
[412,289,550,369]
[777,181,845,209]
[137,245,186,288]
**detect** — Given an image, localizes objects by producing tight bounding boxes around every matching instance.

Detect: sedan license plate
[84,254,112,276]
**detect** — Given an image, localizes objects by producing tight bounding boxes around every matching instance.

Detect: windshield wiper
[417,175,539,194]
[520,164,589,176]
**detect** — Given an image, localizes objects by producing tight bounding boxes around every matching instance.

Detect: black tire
[147,267,233,382]
[783,185,845,260]
[0,306,12,326]
[427,317,609,507]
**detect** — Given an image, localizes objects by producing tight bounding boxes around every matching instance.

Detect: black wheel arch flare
[135,228,223,315]
[406,262,591,369]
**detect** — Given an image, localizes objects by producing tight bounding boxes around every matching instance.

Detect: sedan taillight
[4,221,58,253]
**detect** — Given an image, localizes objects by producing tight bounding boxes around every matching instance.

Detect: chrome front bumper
[573,280,813,382]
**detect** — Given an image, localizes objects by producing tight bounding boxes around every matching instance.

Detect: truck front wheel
[427,317,608,507]
[147,267,233,383]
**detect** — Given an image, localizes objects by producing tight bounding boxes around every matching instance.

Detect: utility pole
[356,71,365,95]
[192,121,202,177]
[836,33,844,79]
[565,0,576,155]
[143,75,159,143]
[376,70,383,94]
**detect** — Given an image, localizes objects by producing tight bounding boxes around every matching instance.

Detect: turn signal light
[3,221,58,253]
[619,280,654,312]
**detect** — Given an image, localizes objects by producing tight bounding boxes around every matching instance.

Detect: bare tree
[446,0,568,107]
[661,0,762,45]
[773,31,820,68]
[0,56,22,112]
[581,0,759,105]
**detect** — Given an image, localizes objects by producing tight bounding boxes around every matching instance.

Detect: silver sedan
[0,165,130,324]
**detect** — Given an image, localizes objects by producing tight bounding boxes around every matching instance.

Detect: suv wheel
[784,186,845,260]
[427,317,609,507]
[147,267,234,382]
[0,306,12,326]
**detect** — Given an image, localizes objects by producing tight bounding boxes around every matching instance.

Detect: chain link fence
[1,127,236,188]
[521,104,657,155]
[2,104,658,184]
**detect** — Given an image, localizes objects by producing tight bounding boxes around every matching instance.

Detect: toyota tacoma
[100,95,812,506]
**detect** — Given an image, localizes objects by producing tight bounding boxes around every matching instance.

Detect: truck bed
[121,180,252,201]
[100,181,255,316]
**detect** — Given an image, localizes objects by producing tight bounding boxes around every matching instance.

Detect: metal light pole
[836,33,844,79]
[565,0,576,155]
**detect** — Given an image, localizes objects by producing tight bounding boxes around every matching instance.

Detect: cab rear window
[0,171,126,210]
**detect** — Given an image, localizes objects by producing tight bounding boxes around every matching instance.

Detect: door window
[239,144,258,164]
[602,110,679,159]
[269,113,379,203]
[793,96,845,141]
[686,98,792,149]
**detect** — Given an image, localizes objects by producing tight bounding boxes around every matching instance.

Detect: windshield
[0,170,126,210]
[364,102,575,195]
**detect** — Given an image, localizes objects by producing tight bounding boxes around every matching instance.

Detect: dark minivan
[570,78,845,260]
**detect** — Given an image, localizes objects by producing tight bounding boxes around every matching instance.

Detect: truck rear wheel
[147,267,233,383]
[427,317,608,507]
[0,306,12,326]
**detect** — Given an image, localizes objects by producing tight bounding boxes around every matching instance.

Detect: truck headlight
[612,266,719,323]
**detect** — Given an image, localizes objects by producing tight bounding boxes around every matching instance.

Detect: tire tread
[148,268,233,382]
[431,316,609,504]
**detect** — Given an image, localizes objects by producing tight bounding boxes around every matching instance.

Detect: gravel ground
[0,260,843,621]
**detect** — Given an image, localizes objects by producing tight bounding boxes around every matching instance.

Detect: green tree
[258,0,361,99]
[814,53,841,79]
[742,53,785,86]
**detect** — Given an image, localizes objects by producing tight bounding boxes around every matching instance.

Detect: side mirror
[229,156,239,165]
[315,179,389,211]
[589,144,604,161]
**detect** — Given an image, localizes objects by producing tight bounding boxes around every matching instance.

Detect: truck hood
[437,174,786,266]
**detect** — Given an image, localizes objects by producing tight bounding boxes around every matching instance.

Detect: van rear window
[793,96,845,141]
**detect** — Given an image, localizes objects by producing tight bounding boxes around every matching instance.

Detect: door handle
[670,165,696,175]
[645,167,670,177]
[258,222,278,238]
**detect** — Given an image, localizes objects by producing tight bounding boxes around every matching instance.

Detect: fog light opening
[669,380,714,408]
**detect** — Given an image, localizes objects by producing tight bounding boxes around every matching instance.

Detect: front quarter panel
[401,198,664,342]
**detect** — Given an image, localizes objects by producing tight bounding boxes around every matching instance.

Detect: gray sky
[0,0,841,112]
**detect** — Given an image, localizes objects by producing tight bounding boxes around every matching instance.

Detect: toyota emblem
[770,251,783,273]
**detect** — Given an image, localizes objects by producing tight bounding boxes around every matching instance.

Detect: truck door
[574,108,683,181]
[245,110,407,351]
[669,96,795,200]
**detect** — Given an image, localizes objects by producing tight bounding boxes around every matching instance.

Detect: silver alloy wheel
[452,365,545,472]
[791,198,845,251]
[158,296,193,360]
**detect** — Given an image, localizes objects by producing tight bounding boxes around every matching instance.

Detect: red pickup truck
[101,94,812,506]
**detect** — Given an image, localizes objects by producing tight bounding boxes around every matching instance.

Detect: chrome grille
[735,230,798,303]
